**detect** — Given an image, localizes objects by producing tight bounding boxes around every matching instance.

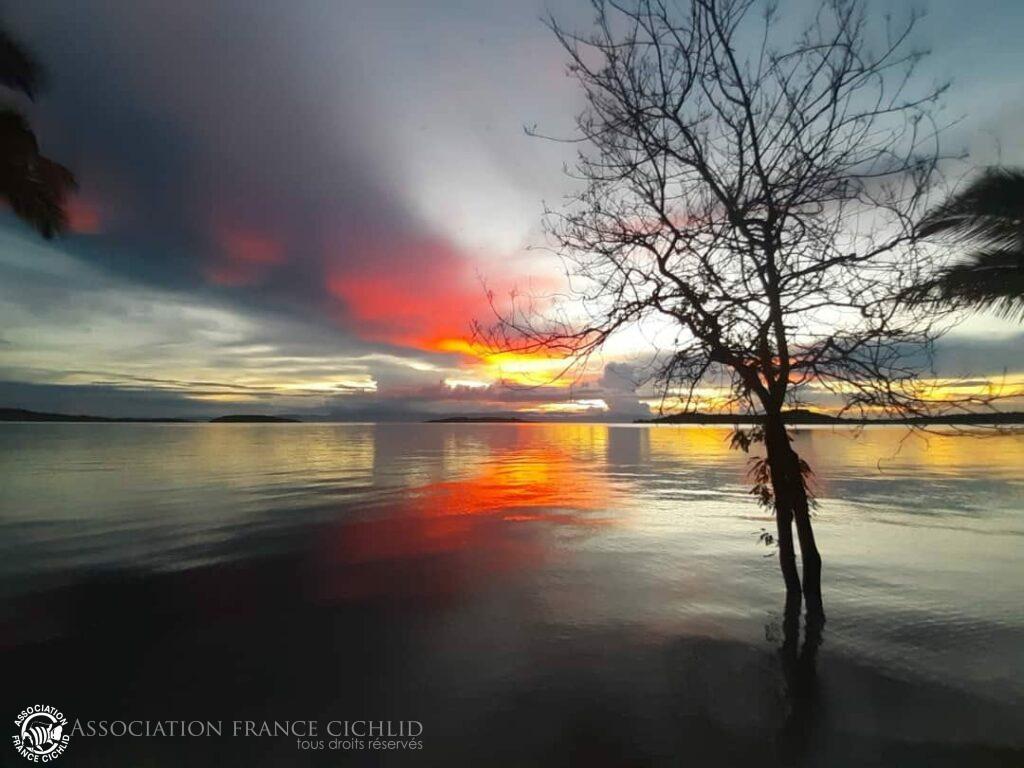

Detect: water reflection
[311,442,616,603]
[1,423,1022,765]
[774,609,825,766]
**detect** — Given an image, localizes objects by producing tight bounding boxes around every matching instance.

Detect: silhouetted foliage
[0,30,45,100]
[912,168,1024,321]
[0,27,76,238]
[483,0,994,619]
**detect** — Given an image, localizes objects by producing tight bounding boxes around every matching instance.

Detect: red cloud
[325,234,491,350]
[66,196,104,234]
[205,226,285,286]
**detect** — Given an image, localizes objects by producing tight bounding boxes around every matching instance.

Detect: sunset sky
[1,0,1023,419]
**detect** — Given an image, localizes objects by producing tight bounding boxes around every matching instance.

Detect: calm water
[1,423,1022,766]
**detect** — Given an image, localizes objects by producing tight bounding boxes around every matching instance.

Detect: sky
[1,0,1022,420]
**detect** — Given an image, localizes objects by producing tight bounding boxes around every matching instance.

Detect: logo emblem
[12,705,69,761]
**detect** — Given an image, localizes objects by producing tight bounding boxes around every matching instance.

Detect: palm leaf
[0,29,45,100]
[932,249,1024,321]
[914,167,1024,321]
[1,107,77,238]
[918,167,1024,247]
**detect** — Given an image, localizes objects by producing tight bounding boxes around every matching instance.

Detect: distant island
[0,408,190,423]
[209,415,300,423]
[0,408,301,423]
[426,416,532,423]
[639,408,1024,426]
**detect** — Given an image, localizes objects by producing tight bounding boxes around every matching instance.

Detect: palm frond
[917,167,1024,247]
[0,107,77,238]
[931,249,1024,321]
[0,30,45,100]
[912,167,1024,322]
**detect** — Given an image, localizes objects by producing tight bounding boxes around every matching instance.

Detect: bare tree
[484,0,974,619]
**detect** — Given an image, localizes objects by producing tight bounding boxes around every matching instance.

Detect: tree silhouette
[1,29,76,239]
[914,168,1024,321]
[484,0,981,618]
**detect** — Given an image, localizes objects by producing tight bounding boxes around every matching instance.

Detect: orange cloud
[432,337,578,387]
[324,232,574,387]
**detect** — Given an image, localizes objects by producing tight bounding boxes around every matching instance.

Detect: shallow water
[1,423,1022,766]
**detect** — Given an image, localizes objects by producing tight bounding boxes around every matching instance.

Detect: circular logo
[12,705,69,761]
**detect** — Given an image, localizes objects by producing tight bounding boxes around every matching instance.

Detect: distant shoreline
[0,408,298,424]
[0,408,191,423]
[2,407,1022,426]
[638,407,1024,426]
[425,416,531,424]
[208,415,300,423]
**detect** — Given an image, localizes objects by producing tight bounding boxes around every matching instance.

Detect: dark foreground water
[1,423,1022,766]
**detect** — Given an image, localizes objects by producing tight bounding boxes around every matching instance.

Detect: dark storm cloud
[3,0,492,351]
[0,380,218,419]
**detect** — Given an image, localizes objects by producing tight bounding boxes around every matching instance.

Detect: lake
[1,423,1022,766]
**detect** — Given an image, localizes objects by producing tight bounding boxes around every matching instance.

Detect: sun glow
[523,399,609,414]
[276,378,378,394]
[444,378,490,389]
[433,338,579,387]
[803,375,1024,409]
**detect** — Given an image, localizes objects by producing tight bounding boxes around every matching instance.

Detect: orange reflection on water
[794,426,1024,479]
[646,425,741,466]
[312,432,616,603]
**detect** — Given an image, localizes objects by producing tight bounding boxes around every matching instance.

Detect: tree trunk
[775,497,802,614]
[791,470,825,620]
[764,414,802,611]
[764,413,824,620]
